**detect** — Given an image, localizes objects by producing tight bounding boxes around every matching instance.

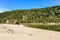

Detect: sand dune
[0,24,60,40]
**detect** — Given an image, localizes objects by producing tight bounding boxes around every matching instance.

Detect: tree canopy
[0,6,60,23]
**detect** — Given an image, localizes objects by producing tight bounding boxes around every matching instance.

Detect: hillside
[0,6,60,23]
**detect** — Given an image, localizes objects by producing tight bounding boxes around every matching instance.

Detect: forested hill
[0,6,60,24]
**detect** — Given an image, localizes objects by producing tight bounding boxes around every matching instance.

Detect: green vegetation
[25,24,60,31]
[0,6,60,31]
[0,6,60,23]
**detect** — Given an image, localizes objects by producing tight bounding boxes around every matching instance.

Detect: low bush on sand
[26,24,60,31]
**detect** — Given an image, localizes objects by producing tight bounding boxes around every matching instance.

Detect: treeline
[0,6,60,24]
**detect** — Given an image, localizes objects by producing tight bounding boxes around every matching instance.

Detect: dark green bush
[26,24,60,31]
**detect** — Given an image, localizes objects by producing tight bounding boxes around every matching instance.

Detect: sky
[0,0,60,12]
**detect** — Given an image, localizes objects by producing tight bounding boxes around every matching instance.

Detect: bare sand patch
[0,24,60,40]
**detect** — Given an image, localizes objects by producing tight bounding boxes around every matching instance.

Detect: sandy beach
[0,24,60,40]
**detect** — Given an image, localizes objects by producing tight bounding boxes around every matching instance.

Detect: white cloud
[0,7,10,13]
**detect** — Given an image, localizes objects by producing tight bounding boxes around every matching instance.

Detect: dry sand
[0,24,60,40]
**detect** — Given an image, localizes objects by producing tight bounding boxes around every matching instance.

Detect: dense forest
[0,6,60,24]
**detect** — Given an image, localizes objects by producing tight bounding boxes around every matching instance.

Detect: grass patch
[25,24,60,32]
